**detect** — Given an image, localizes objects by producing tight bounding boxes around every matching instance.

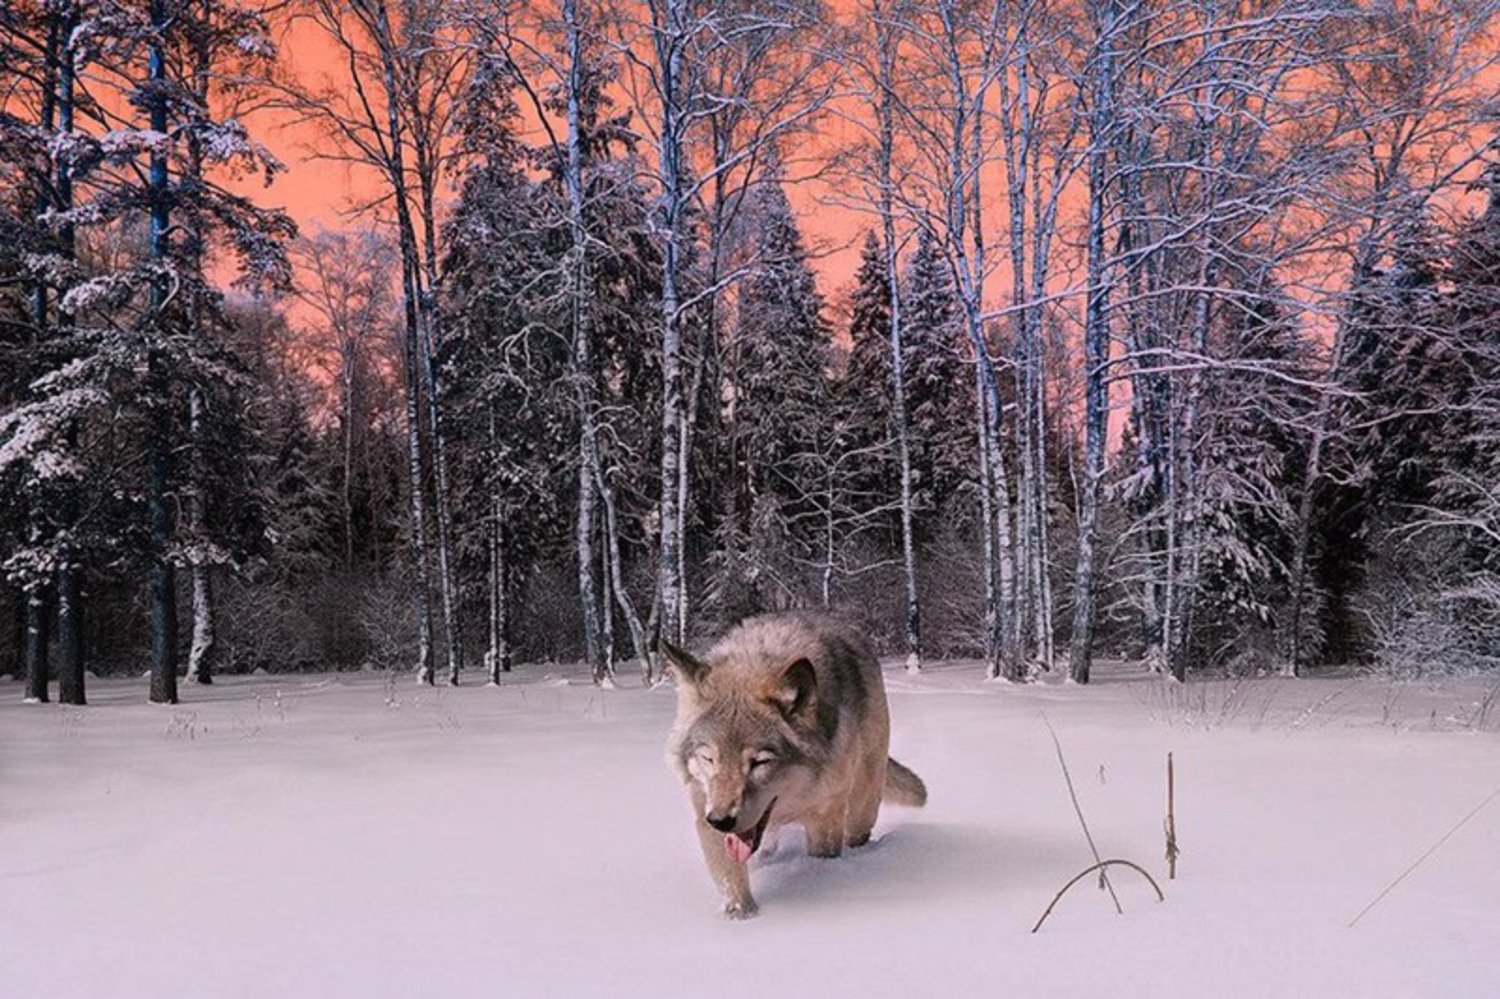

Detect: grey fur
[664,612,927,918]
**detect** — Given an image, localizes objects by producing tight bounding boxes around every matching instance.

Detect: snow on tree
[708,172,833,618]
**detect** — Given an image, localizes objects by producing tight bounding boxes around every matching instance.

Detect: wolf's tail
[884,757,928,807]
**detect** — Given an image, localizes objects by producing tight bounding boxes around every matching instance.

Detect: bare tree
[275,0,478,684]
[292,227,400,569]
[614,0,832,655]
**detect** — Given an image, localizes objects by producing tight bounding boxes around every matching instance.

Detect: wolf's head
[663,641,827,858]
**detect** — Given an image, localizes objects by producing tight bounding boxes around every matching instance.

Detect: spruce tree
[841,231,896,510]
[901,228,972,525]
[721,175,832,610]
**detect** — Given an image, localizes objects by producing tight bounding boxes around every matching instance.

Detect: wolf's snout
[705,811,738,833]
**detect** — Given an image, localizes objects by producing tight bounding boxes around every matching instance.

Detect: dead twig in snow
[1348,782,1500,928]
[1041,712,1122,914]
[1165,751,1179,879]
[1031,860,1166,933]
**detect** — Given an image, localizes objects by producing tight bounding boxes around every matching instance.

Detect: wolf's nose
[705,812,737,833]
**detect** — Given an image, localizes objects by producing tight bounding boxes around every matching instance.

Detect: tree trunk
[598,468,654,684]
[186,389,217,684]
[23,15,60,707]
[968,61,1024,680]
[878,6,921,673]
[342,341,357,569]
[978,353,1022,681]
[56,551,82,705]
[400,265,434,686]
[55,8,83,705]
[417,304,462,686]
[148,426,179,706]
[486,406,512,684]
[564,0,607,685]
[146,0,178,706]
[1068,0,1120,686]
[187,566,217,684]
[940,18,1020,681]
[362,0,434,685]
[976,372,999,675]
[654,0,688,648]
[23,582,50,703]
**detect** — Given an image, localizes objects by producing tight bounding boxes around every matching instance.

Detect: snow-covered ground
[3,661,1498,998]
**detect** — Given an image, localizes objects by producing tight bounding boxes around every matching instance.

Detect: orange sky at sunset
[228,5,1496,360]
[235,15,875,318]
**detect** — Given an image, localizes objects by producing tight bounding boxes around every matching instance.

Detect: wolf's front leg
[694,818,757,918]
[805,797,849,858]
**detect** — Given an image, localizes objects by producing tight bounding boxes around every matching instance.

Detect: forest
[3,0,1499,705]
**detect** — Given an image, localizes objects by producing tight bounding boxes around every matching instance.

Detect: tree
[292,227,401,570]
[276,0,476,684]
[710,173,832,615]
[444,81,567,685]
[841,231,895,506]
[617,0,831,646]
[900,227,971,526]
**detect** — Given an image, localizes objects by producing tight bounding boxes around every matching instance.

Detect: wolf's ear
[771,658,818,722]
[660,640,710,686]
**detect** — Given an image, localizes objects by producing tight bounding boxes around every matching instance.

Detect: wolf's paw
[808,844,843,859]
[723,898,759,920]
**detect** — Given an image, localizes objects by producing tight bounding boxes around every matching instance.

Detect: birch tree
[277,0,475,683]
[615,0,831,649]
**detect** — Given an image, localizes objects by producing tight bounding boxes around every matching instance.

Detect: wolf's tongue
[724,833,753,865]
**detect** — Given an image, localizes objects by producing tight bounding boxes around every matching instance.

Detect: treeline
[2,0,1498,703]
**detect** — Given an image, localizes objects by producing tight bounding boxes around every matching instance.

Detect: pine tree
[901,228,973,526]
[841,231,896,508]
[716,174,832,612]
[444,52,567,682]
[1337,185,1500,673]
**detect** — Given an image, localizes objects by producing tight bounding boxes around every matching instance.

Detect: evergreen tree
[444,51,569,679]
[901,228,972,525]
[1192,275,1314,671]
[1339,184,1500,673]
[841,231,896,510]
[712,174,832,614]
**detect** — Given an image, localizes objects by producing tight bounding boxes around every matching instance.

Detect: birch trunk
[976,374,999,673]
[413,177,462,685]
[565,0,607,684]
[877,2,922,672]
[938,0,1020,680]
[654,0,688,648]
[486,511,510,684]
[364,0,434,684]
[1067,0,1120,686]
[400,262,435,686]
[598,469,653,683]
[186,388,218,685]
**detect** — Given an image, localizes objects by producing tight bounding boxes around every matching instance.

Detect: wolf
[662,612,927,918]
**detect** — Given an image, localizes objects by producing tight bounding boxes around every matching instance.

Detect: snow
[2,662,1498,998]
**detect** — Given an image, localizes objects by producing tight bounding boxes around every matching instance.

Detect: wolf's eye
[750,753,777,772]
